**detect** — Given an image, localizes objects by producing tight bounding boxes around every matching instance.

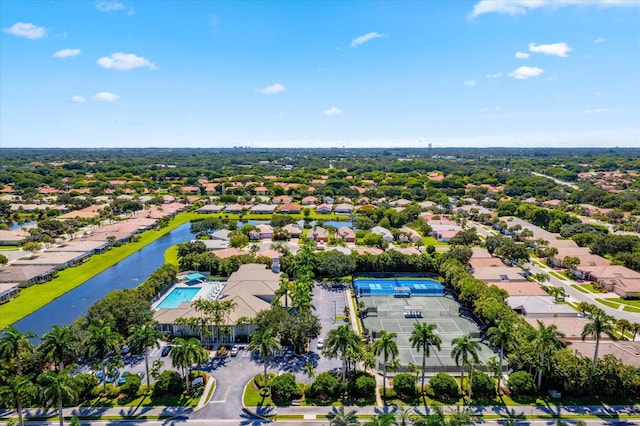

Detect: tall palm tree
[632,323,640,341]
[0,375,37,426]
[372,330,398,398]
[247,328,281,383]
[85,324,122,392]
[128,322,162,389]
[329,405,360,426]
[581,313,616,365]
[410,322,442,393]
[274,273,292,308]
[323,324,361,382]
[38,368,78,426]
[39,325,78,372]
[615,319,631,340]
[531,320,565,389]
[395,403,414,426]
[451,335,480,399]
[487,321,515,392]
[364,413,395,426]
[170,337,209,391]
[0,326,36,375]
[291,282,315,313]
[576,301,593,317]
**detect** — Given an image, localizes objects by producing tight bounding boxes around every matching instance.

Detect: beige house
[154,263,281,344]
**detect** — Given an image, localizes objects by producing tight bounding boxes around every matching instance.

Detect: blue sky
[1,0,639,148]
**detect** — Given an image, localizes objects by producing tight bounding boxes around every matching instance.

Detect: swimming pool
[157,287,201,309]
[353,278,443,296]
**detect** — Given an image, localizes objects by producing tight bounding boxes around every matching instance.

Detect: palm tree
[532,272,549,285]
[450,335,480,400]
[364,413,395,426]
[615,319,632,340]
[128,322,162,390]
[576,301,593,317]
[304,362,316,381]
[409,322,442,393]
[39,325,78,372]
[372,330,398,398]
[85,324,122,392]
[247,328,281,384]
[323,324,361,382]
[0,375,37,426]
[38,369,78,426]
[170,337,209,391]
[274,273,292,308]
[531,320,565,389]
[545,286,567,302]
[329,405,360,426]
[581,313,616,365]
[487,356,502,395]
[0,326,36,375]
[487,321,515,392]
[395,403,414,426]
[632,323,640,341]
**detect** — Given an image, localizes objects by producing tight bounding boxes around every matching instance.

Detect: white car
[316,338,325,350]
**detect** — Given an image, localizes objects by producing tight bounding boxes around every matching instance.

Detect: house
[250,224,273,240]
[154,263,281,343]
[278,203,302,214]
[253,186,269,195]
[211,248,245,259]
[0,283,19,303]
[435,229,460,242]
[0,229,30,246]
[472,267,528,284]
[549,247,593,268]
[180,186,200,194]
[585,265,640,298]
[282,224,302,238]
[0,265,55,286]
[398,227,421,243]
[308,227,328,243]
[49,239,109,255]
[301,196,316,205]
[506,296,577,318]
[210,229,232,240]
[224,203,245,213]
[13,251,90,270]
[197,204,225,214]
[334,203,354,215]
[272,195,293,205]
[251,204,278,214]
[315,203,332,214]
[337,227,356,243]
[371,226,394,243]
[390,198,412,208]
[200,240,230,250]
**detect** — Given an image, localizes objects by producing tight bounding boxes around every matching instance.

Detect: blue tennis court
[353,277,443,296]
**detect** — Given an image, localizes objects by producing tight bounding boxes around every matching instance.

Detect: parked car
[161,346,171,357]
[105,370,120,384]
[316,338,325,350]
[117,371,130,386]
[95,371,104,383]
[120,345,130,355]
[230,345,239,357]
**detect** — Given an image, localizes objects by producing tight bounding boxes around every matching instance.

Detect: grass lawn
[532,260,547,268]
[595,298,621,310]
[164,245,179,266]
[623,306,640,313]
[0,245,20,251]
[548,271,567,281]
[243,379,274,407]
[606,298,640,308]
[421,236,448,246]
[0,211,204,329]
[571,284,601,294]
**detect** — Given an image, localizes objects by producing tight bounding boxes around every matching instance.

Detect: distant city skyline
[1,0,639,148]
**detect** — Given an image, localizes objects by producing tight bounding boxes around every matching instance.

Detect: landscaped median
[0,211,207,329]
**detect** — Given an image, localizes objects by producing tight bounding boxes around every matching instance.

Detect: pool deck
[152,279,226,310]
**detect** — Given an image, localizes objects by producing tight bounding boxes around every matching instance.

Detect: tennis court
[360,295,496,373]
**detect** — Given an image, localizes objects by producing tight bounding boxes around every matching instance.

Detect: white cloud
[93,92,119,102]
[71,96,86,104]
[586,108,609,113]
[52,48,81,59]
[350,32,384,47]
[323,106,343,116]
[515,51,530,59]
[97,53,156,71]
[469,0,638,18]
[508,66,544,79]
[594,37,606,44]
[529,42,572,57]
[486,72,503,79]
[259,83,286,94]
[95,1,134,14]
[464,80,476,87]
[3,22,46,39]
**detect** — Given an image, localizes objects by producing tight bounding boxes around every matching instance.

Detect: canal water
[14,223,195,340]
